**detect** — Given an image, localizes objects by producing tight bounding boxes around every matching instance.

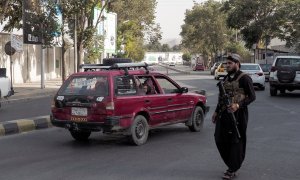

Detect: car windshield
[260,64,272,72]
[240,64,260,71]
[276,58,300,67]
[220,63,226,68]
[58,75,109,96]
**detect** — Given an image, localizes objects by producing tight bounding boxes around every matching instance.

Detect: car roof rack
[79,62,150,75]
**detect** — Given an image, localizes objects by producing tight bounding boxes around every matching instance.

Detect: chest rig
[219,73,246,110]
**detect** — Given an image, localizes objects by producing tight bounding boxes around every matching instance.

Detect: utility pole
[74,14,77,72]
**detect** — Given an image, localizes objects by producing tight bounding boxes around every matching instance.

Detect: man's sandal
[222,171,236,180]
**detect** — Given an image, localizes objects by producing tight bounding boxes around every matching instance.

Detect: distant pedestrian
[212,53,256,179]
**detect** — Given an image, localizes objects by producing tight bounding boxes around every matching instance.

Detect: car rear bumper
[50,115,123,132]
[269,80,300,89]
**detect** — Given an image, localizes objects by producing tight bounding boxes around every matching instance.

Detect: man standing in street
[212,53,256,180]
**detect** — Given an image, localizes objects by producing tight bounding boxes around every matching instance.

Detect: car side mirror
[180,87,188,93]
[194,89,206,96]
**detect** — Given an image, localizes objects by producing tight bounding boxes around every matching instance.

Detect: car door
[154,75,193,123]
[135,75,169,126]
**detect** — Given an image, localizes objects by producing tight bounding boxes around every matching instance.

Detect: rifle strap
[236,72,246,81]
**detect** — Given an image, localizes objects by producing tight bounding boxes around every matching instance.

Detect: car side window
[155,76,180,94]
[114,76,137,96]
[135,76,159,95]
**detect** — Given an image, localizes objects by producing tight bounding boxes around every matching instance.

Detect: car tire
[188,106,204,132]
[280,89,286,94]
[270,86,277,96]
[129,115,149,146]
[70,130,91,141]
[261,86,265,91]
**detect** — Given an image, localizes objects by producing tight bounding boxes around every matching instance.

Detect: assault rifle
[217,81,241,139]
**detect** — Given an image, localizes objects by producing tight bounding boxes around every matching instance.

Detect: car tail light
[270,66,277,72]
[105,102,115,115]
[255,72,263,76]
[106,102,115,110]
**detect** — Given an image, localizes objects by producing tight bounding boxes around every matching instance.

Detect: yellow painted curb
[0,124,5,136]
[16,119,35,133]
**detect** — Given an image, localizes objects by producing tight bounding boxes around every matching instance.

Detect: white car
[240,63,265,90]
[214,62,227,80]
[0,68,13,108]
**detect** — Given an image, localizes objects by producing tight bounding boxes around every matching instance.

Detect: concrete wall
[0,33,75,84]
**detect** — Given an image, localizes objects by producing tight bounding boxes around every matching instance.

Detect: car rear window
[276,58,300,67]
[259,64,272,72]
[58,75,109,96]
[240,64,260,70]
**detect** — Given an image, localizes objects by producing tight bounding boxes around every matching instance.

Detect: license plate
[71,107,87,116]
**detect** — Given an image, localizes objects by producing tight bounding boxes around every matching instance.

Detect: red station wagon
[51,62,209,145]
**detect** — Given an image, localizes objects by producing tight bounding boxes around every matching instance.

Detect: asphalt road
[0,96,53,122]
[0,66,300,180]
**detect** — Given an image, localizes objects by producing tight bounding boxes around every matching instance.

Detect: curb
[0,90,57,104]
[0,116,52,137]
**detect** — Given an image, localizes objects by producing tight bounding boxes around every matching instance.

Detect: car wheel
[70,130,91,141]
[188,106,204,132]
[280,89,286,94]
[261,86,265,91]
[270,86,277,96]
[129,115,149,146]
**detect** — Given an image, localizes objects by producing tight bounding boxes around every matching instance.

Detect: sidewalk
[2,78,62,103]
[0,78,62,137]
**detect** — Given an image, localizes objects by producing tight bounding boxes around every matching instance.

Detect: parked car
[51,61,210,145]
[259,64,272,81]
[269,56,300,96]
[193,63,205,71]
[240,63,265,90]
[210,62,220,75]
[168,61,176,66]
[214,62,227,80]
[0,68,13,108]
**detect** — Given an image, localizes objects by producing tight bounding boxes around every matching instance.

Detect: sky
[155,0,207,43]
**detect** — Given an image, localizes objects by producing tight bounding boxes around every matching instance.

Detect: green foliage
[180,0,228,56]
[225,42,251,62]
[0,0,61,48]
[182,53,191,62]
[111,0,159,60]
[224,0,299,50]
[161,44,171,52]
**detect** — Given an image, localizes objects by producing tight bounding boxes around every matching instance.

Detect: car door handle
[167,98,172,102]
[145,100,150,103]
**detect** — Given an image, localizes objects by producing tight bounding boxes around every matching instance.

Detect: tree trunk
[77,42,84,71]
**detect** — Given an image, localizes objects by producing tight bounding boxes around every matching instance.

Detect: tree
[223,0,297,50]
[180,0,228,59]
[110,0,160,61]
[161,44,171,52]
[172,44,182,52]
[182,53,191,62]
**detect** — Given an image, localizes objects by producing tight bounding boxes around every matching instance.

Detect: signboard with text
[11,34,23,52]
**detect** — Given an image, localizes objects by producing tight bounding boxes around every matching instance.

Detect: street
[0,66,300,180]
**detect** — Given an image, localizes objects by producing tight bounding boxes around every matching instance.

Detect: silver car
[240,63,265,90]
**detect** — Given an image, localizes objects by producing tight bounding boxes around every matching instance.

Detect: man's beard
[227,67,238,75]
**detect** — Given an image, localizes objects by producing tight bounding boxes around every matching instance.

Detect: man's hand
[212,112,217,124]
[227,103,239,112]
